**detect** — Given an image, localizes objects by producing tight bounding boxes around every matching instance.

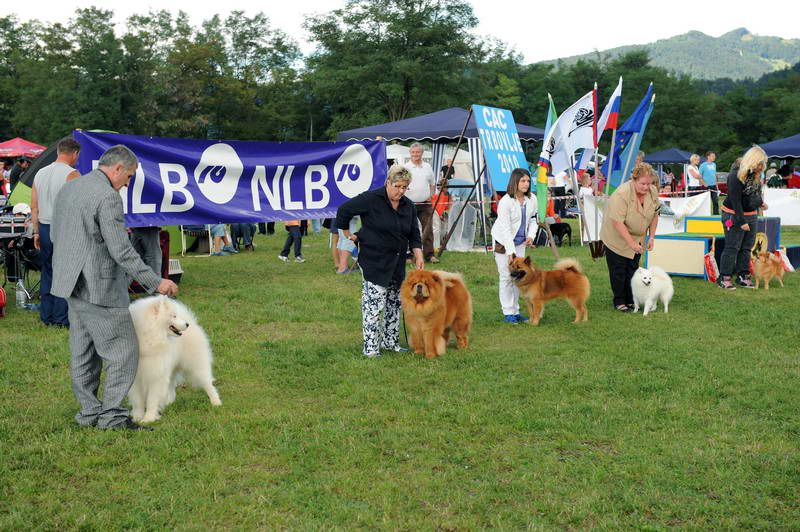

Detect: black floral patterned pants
[361,280,401,356]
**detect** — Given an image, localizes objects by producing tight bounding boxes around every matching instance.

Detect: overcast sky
[4,0,799,63]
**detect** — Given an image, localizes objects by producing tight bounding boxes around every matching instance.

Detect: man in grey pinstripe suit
[51,145,178,431]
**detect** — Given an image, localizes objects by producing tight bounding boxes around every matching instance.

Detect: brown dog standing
[508,256,590,325]
[753,251,785,290]
[400,270,472,358]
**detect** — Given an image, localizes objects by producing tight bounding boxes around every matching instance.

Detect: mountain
[544,28,800,80]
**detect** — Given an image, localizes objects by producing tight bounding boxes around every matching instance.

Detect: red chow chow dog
[400,270,472,358]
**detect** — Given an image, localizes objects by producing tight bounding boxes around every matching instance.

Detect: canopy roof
[761,133,800,158]
[336,107,544,142]
[0,137,46,157]
[644,148,692,164]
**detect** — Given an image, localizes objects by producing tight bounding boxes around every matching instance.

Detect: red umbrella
[0,137,47,158]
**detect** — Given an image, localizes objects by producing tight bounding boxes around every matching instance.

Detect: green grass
[2,228,799,529]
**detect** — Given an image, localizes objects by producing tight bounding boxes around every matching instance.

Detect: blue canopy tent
[338,108,544,253]
[644,148,692,196]
[336,107,544,142]
[644,148,691,164]
[337,107,544,195]
[761,133,800,158]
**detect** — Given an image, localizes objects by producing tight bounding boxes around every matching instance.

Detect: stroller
[0,205,41,300]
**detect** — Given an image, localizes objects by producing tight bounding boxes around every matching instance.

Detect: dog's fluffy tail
[432,270,464,288]
[554,258,582,273]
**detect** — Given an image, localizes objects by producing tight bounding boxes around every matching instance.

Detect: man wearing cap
[31,136,81,327]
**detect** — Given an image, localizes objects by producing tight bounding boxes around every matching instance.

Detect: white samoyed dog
[128,295,221,423]
[631,266,674,316]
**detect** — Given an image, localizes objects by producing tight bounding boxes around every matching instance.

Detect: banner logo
[334,144,374,198]
[194,143,243,204]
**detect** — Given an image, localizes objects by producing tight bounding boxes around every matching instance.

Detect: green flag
[537,94,557,221]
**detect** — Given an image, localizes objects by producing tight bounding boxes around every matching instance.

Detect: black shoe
[111,417,153,431]
[615,304,632,312]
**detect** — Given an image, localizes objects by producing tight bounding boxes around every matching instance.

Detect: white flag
[538,90,595,177]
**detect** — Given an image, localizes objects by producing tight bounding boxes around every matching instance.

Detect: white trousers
[494,243,527,316]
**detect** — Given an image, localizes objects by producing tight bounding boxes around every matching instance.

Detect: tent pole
[437,163,485,258]
[429,108,473,247]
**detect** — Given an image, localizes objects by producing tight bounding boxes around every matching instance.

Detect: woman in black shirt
[719,145,769,289]
[336,166,423,358]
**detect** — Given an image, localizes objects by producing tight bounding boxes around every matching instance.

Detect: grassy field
[2,225,799,529]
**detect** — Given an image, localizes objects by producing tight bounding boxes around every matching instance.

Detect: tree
[305,0,486,138]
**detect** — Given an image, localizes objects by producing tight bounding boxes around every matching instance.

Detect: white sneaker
[363,352,381,359]
[278,255,289,262]
[295,256,306,263]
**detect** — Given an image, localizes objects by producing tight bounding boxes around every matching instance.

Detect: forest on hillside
[1,1,799,168]
[549,28,800,81]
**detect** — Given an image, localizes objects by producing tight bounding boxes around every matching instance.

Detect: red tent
[0,137,47,157]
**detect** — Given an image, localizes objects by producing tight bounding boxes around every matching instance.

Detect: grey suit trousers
[67,297,139,428]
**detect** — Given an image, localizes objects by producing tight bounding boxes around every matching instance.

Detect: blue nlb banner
[471,105,528,192]
[74,131,387,228]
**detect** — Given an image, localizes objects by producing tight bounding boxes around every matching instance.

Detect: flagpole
[621,92,655,185]
[573,84,597,242]
[683,162,688,198]
[621,131,639,184]
[603,128,618,195]
[567,153,582,234]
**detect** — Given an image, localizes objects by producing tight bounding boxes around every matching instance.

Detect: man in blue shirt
[699,151,719,215]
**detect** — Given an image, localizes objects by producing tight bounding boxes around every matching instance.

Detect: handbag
[704,237,719,283]
[778,247,795,273]
[589,240,606,259]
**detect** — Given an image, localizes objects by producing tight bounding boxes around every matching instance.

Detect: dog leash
[540,222,561,261]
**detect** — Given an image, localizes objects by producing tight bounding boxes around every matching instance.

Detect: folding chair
[179,225,212,256]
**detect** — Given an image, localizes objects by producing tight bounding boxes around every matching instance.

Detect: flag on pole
[574,79,623,177]
[538,89,595,178]
[574,78,622,174]
[597,77,623,133]
[617,94,655,186]
[602,82,654,191]
[536,94,557,220]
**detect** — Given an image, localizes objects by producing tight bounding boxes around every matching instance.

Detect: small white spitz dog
[631,266,674,316]
[128,295,221,423]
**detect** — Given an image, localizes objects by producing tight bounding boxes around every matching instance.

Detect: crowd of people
[2,136,791,428]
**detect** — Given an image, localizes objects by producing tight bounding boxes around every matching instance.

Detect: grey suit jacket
[51,169,161,307]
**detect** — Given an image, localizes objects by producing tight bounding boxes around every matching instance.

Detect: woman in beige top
[599,162,661,312]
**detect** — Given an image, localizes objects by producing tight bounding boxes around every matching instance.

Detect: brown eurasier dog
[508,256,590,325]
[400,270,473,358]
[753,251,785,290]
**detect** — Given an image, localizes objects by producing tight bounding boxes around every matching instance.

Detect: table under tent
[337,108,544,251]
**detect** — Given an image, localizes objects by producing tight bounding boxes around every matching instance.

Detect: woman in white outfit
[491,168,538,324]
[686,153,702,189]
